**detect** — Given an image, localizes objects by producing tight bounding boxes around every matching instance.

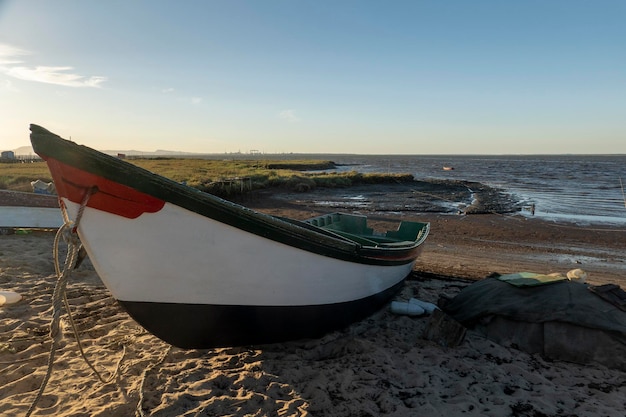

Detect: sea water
[327,154,626,226]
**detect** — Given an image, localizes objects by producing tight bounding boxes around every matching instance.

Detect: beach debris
[423,309,467,347]
[390,301,424,316]
[0,290,22,306]
[30,179,56,195]
[409,298,439,314]
[390,298,441,317]
[566,268,587,283]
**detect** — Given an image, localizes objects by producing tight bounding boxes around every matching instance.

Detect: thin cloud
[0,43,106,88]
[6,66,107,87]
[0,44,28,65]
[279,109,300,122]
[162,87,175,93]
[1,79,19,92]
[171,94,203,105]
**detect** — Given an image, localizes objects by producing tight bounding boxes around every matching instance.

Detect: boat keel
[118,280,404,348]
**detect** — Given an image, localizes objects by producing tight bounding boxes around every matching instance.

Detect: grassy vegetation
[0,158,414,196]
[0,161,53,192]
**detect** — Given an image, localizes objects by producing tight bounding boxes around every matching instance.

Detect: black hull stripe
[118,280,405,349]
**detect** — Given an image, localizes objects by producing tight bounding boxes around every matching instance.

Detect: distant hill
[12,146,35,156]
[10,145,197,157]
[101,149,199,156]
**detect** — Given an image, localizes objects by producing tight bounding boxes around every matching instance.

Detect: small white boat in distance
[0,190,63,229]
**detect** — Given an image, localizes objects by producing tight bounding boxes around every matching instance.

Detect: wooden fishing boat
[30,124,430,348]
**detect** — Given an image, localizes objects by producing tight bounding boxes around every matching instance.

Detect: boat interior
[304,213,428,247]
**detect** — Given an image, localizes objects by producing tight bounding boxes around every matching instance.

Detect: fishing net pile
[442,273,626,370]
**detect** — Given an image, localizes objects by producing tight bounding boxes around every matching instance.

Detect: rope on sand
[55,228,126,385]
[136,345,172,417]
[24,225,79,417]
[26,187,125,416]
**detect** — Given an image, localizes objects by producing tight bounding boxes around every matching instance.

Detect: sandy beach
[1,186,626,416]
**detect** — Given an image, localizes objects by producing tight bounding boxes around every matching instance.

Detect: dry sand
[1,189,626,416]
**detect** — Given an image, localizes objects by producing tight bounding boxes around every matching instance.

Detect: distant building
[1,150,16,159]
[117,153,126,159]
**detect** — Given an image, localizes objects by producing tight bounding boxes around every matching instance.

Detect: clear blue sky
[1,0,625,154]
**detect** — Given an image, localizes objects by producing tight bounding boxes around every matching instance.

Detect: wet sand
[1,184,625,416]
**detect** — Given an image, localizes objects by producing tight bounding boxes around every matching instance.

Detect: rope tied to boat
[27,186,125,417]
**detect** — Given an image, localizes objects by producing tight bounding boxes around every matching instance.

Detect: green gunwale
[30,124,424,266]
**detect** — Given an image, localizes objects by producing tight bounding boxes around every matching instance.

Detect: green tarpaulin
[443,276,626,370]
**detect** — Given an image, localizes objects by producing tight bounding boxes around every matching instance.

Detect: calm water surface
[329,155,626,225]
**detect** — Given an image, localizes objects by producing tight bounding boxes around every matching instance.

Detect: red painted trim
[45,157,165,219]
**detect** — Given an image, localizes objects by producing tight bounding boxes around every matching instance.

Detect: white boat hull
[65,199,415,307]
